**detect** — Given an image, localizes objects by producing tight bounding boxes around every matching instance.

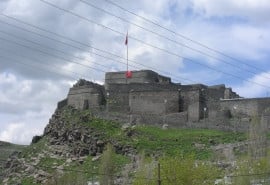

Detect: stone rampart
[129,90,180,114]
[220,97,270,117]
[60,70,270,132]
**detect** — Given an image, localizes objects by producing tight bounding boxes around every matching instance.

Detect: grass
[20,138,48,159]
[38,157,65,173]
[60,107,247,159]
[64,151,130,182]
[129,126,246,159]
[5,107,249,184]
[0,141,27,181]
[0,141,27,160]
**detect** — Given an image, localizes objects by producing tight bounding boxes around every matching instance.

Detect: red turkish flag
[125,71,132,78]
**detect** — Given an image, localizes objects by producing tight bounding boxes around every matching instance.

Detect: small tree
[46,172,87,185]
[133,155,222,185]
[99,143,115,185]
[232,114,270,185]
[248,116,267,159]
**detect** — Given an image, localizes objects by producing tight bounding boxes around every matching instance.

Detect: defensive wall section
[67,79,105,110]
[58,70,270,132]
[220,98,270,117]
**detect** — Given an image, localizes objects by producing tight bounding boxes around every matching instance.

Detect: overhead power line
[37,0,270,90]
[0,47,93,80]
[0,55,78,80]
[103,0,270,76]
[0,36,106,73]
[79,0,270,81]
[0,26,111,70]
[0,15,197,84]
[0,35,189,93]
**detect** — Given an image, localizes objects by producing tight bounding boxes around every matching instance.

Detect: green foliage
[21,177,36,185]
[99,144,115,185]
[133,155,222,185]
[231,115,270,185]
[131,126,246,159]
[0,141,26,161]
[231,156,270,185]
[85,118,122,140]
[45,172,87,185]
[10,107,249,184]
[60,106,247,160]
[38,157,65,173]
[20,138,48,159]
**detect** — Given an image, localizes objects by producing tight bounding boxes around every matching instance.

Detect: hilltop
[1,106,250,185]
[2,70,270,184]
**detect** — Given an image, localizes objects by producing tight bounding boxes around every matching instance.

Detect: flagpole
[126,31,128,72]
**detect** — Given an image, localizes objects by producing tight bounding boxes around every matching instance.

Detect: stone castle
[58,70,270,132]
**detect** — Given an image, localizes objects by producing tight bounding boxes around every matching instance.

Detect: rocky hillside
[0,141,26,181]
[1,106,248,185]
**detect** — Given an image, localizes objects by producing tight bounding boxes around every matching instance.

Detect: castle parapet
[105,70,171,86]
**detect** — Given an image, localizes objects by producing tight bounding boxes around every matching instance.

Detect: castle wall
[129,90,180,114]
[63,70,270,132]
[205,87,226,120]
[106,83,181,113]
[67,86,104,110]
[105,70,171,86]
[220,98,270,117]
[180,90,201,121]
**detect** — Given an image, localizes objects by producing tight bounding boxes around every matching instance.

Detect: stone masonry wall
[220,98,270,117]
[61,70,270,132]
[105,70,171,86]
[68,86,104,110]
[105,83,181,113]
[129,90,180,114]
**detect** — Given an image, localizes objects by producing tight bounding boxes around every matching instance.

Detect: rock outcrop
[2,106,136,184]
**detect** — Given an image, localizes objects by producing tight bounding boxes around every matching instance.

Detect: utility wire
[0,36,106,73]
[0,22,145,74]
[80,0,270,80]
[0,36,188,93]
[0,27,180,84]
[0,47,93,80]
[38,0,270,90]
[0,27,111,70]
[0,55,78,81]
[0,15,196,84]
[104,0,270,76]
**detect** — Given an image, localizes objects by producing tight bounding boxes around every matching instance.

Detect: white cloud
[191,0,270,23]
[0,121,44,145]
[0,71,73,144]
[233,71,270,98]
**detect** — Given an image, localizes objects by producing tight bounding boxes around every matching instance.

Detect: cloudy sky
[1,0,270,144]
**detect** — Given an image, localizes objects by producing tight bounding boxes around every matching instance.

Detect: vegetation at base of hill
[133,155,223,185]
[231,156,270,185]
